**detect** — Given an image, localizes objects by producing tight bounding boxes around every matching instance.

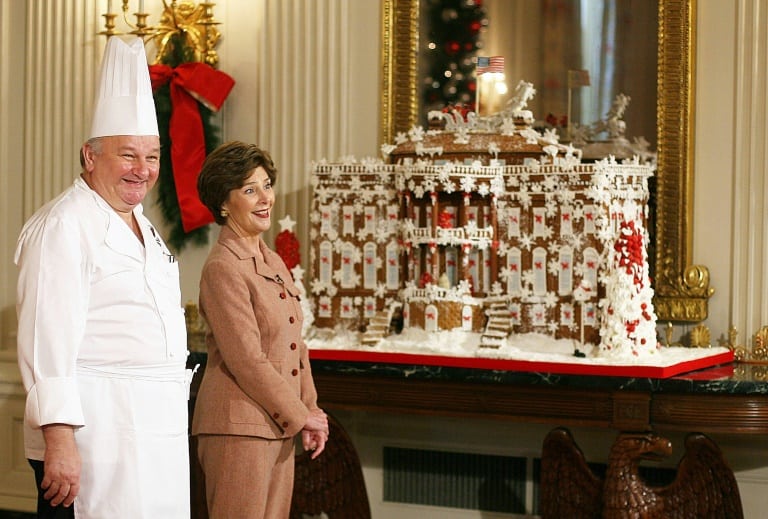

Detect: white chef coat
[15,177,191,518]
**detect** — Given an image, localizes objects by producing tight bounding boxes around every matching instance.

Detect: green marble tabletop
[188,351,768,395]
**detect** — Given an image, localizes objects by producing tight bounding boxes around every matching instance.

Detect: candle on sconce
[107,0,113,13]
[139,0,145,12]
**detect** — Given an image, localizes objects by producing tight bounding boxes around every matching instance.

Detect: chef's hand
[41,424,81,507]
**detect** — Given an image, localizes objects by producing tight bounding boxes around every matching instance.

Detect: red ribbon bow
[149,62,235,232]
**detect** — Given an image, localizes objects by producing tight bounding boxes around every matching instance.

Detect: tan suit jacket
[191,226,318,440]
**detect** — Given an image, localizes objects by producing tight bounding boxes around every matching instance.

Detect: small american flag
[568,69,591,88]
[476,56,504,75]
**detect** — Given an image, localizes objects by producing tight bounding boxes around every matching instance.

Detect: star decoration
[278,214,297,232]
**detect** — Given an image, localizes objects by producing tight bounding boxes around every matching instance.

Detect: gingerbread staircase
[480,302,514,348]
[361,302,402,346]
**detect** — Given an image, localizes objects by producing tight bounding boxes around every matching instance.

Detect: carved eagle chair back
[539,427,743,519]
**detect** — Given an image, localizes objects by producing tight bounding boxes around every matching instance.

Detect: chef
[15,36,192,518]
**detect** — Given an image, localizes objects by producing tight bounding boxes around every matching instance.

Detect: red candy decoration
[275,230,301,272]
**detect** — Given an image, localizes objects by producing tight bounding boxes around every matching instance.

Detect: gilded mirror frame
[379,0,712,322]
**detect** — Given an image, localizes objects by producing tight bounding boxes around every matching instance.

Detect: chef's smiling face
[222,166,275,238]
[82,135,161,213]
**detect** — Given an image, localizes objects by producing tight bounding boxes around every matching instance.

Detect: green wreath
[152,33,221,252]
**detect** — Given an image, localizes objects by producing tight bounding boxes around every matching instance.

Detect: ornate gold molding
[722,326,768,363]
[380,0,711,322]
[379,0,419,145]
[653,0,712,321]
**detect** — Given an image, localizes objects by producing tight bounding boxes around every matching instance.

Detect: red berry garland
[614,220,645,288]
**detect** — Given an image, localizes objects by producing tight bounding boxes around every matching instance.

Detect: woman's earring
[220,209,229,217]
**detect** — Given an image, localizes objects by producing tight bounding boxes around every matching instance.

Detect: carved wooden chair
[539,427,743,519]
[290,413,371,519]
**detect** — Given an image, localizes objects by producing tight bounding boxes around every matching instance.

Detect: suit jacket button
[289,316,295,323]
[290,342,297,350]
[282,421,289,428]
[291,369,298,376]
[279,292,286,299]
[273,412,280,419]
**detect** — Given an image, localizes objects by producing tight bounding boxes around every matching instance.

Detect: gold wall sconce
[99,1,221,68]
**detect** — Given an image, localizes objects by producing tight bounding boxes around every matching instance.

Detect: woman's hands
[302,408,329,459]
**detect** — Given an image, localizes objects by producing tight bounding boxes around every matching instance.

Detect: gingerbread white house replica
[308,98,657,357]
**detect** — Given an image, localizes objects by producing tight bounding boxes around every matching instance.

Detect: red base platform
[309,348,735,379]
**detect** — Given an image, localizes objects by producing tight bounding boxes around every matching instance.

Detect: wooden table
[187,353,768,518]
[307,358,768,434]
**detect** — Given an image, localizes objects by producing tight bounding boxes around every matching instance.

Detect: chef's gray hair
[79,137,104,168]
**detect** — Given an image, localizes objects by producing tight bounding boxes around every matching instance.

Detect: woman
[192,141,328,518]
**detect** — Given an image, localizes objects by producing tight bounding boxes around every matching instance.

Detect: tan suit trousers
[197,434,295,519]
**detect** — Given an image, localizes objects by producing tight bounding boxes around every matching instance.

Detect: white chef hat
[89,36,158,139]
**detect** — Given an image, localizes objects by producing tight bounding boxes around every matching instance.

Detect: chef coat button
[289,316,295,324]
[273,412,280,419]
[291,369,298,376]
[279,292,286,299]
[290,343,297,350]
[282,421,289,428]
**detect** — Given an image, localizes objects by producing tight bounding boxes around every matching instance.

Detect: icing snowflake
[460,175,477,193]
[490,175,505,197]
[437,163,454,183]
[541,175,559,192]
[348,176,363,192]
[547,259,560,276]
[408,125,426,142]
[521,270,536,287]
[454,127,470,144]
[310,278,328,295]
[519,233,534,250]
[456,279,472,295]
[565,233,585,250]
[517,190,532,210]
[546,242,561,256]
[381,143,396,157]
[544,199,557,217]
[361,156,381,171]
[374,283,388,298]
[547,321,559,334]
[520,128,540,144]
[500,118,516,135]
[374,223,392,244]
[559,189,577,204]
